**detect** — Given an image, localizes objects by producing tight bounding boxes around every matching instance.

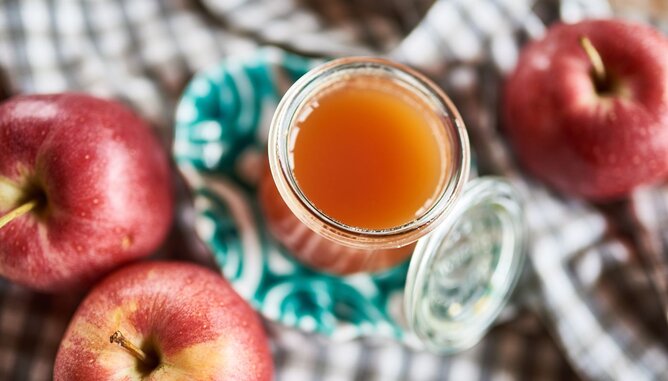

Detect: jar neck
[268,57,470,250]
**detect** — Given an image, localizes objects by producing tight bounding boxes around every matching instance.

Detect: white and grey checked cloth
[1,0,668,380]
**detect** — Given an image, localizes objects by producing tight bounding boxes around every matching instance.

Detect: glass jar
[259,57,526,353]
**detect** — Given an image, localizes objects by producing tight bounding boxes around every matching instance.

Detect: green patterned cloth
[174,49,417,342]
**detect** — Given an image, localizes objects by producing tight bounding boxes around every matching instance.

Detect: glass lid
[404,177,527,353]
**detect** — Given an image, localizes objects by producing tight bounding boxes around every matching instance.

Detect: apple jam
[261,58,467,274]
[290,77,447,230]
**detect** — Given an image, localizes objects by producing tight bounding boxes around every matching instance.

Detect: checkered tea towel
[0,0,667,380]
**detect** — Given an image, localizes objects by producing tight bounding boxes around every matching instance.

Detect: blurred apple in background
[503,19,668,200]
[0,93,172,291]
[54,261,273,381]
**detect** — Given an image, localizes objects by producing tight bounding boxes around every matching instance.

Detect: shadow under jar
[259,57,526,353]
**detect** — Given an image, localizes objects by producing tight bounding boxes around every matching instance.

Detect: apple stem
[0,199,38,230]
[110,331,149,364]
[579,36,607,89]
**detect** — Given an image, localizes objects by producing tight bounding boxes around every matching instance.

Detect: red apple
[503,19,668,200]
[54,261,273,381]
[0,93,172,291]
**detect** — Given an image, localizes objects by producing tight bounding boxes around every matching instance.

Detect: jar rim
[268,57,470,249]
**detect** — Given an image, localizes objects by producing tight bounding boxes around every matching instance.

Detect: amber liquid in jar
[291,76,447,230]
[261,69,452,274]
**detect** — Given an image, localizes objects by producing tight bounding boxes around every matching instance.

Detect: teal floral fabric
[174,48,413,342]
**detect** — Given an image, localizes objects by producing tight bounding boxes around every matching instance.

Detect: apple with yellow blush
[54,261,273,381]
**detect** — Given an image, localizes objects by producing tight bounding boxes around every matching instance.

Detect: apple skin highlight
[503,19,668,200]
[0,93,173,291]
[54,261,273,381]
